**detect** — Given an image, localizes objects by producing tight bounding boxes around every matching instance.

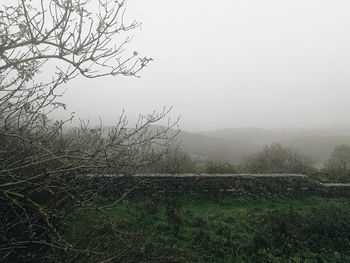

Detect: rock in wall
[80,174,350,197]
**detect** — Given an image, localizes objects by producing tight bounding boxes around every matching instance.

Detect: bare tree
[0,1,177,261]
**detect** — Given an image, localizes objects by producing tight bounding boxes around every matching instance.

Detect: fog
[59,0,350,132]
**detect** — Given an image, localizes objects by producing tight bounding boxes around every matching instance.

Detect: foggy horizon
[54,0,350,132]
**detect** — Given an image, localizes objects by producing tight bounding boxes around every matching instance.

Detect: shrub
[240,143,315,174]
[151,151,199,174]
[204,161,238,174]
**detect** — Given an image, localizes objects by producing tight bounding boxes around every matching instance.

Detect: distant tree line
[150,143,314,175]
[150,143,350,183]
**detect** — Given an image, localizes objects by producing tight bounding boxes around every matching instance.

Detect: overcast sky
[60,0,350,132]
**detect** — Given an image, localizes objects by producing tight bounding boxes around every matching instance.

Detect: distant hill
[144,125,350,166]
[65,124,350,166]
[176,130,262,163]
[198,127,350,165]
[283,136,350,165]
[198,127,280,145]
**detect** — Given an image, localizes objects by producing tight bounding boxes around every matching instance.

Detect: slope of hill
[284,136,350,165]
[146,125,350,166]
[147,125,261,163]
[176,130,262,163]
[198,127,350,165]
[198,127,279,145]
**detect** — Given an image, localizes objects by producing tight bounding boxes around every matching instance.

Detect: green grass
[62,196,350,262]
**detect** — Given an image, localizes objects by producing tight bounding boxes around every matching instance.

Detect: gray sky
[60,0,350,132]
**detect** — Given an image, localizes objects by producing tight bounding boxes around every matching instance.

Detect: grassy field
[62,196,350,262]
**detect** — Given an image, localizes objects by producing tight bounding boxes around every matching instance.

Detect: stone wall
[82,174,350,197]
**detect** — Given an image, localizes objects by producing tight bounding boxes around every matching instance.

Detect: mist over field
[49,0,350,168]
[41,0,350,169]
